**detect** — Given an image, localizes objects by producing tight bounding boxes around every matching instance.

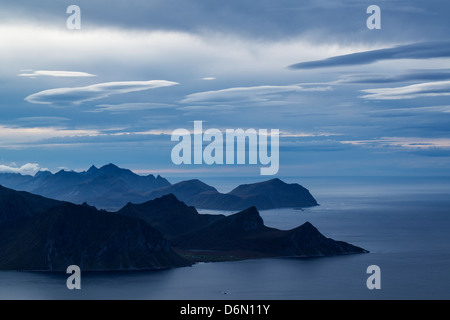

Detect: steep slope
[118,194,224,240]
[0,185,65,223]
[0,186,366,269]
[0,164,171,211]
[174,207,367,260]
[145,180,243,210]
[0,203,190,271]
[146,179,219,200]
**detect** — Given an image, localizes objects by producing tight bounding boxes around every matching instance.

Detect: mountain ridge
[0,164,318,211]
[119,197,368,261]
[0,164,171,210]
[0,186,190,271]
[145,178,318,211]
[0,185,367,270]
[173,206,367,260]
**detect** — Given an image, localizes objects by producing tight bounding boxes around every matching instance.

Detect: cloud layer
[182,85,332,104]
[25,80,179,106]
[0,2,450,176]
[361,81,450,100]
[343,137,450,149]
[18,70,96,78]
[289,42,450,69]
[0,125,99,146]
[0,163,40,175]
[94,103,176,113]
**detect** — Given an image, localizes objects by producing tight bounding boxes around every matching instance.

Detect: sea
[0,176,449,300]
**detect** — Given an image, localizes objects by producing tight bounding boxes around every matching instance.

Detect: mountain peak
[159,193,179,202]
[35,170,52,178]
[101,163,121,170]
[228,178,318,209]
[87,165,98,173]
[267,178,284,184]
[96,163,134,176]
[239,206,260,216]
[222,206,265,232]
[55,169,75,176]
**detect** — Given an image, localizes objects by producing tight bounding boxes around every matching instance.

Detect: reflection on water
[1,177,449,300]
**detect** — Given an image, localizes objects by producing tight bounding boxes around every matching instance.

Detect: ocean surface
[0,176,449,300]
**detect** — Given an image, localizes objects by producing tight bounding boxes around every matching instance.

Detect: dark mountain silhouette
[118,195,367,261]
[0,164,170,211]
[118,194,223,240]
[0,185,65,223]
[0,184,367,269]
[229,178,318,209]
[0,187,189,271]
[145,179,243,210]
[146,179,219,200]
[175,207,368,260]
[146,178,318,210]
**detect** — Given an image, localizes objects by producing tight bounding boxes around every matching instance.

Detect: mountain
[145,179,219,201]
[0,185,367,269]
[118,195,367,262]
[0,164,170,211]
[0,185,65,223]
[0,165,318,211]
[118,194,223,240]
[174,207,368,261]
[0,187,190,271]
[228,178,318,209]
[145,180,243,211]
[146,178,318,210]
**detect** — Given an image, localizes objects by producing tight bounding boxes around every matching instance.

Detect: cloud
[202,77,216,81]
[182,85,332,104]
[115,129,175,136]
[0,126,99,147]
[342,137,450,149]
[280,131,342,138]
[339,69,450,84]
[0,22,357,89]
[289,41,450,69]
[369,105,450,117]
[94,103,176,113]
[0,163,40,175]
[3,0,450,44]
[14,117,71,125]
[361,81,450,100]
[25,80,179,106]
[18,70,96,78]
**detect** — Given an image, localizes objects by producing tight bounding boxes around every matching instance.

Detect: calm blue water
[1,177,449,300]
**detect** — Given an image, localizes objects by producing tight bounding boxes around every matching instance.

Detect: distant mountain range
[0,164,170,211]
[0,164,318,211]
[0,185,367,271]
[146,178,318,211]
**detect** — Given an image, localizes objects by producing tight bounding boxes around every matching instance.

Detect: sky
[0,0,450,179]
